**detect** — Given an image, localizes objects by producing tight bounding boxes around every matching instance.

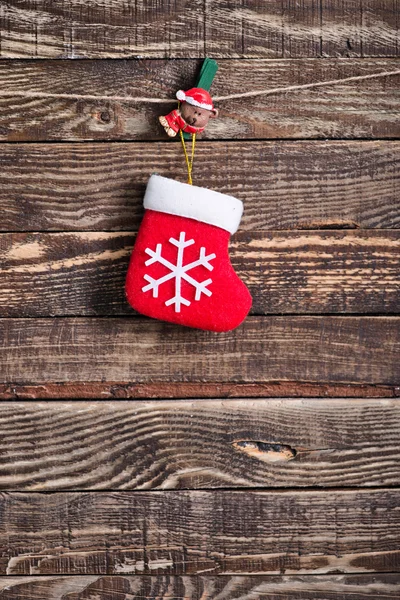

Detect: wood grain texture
[1,574,400,599]
[1,230,399,317]
[0,317,399,385]
[1,381,399,400]
[0,0,205,59]
[1,141,399,232]
[205,0,400,58]
[0,398,399,490]
[0,490,399,575]
[1,59,399,141]
[0,1,398,57]
[1,1,399,591]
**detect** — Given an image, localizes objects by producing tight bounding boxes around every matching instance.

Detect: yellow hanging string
[179,129,196,185]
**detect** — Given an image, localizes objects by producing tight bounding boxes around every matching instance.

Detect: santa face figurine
[159,87,218,137]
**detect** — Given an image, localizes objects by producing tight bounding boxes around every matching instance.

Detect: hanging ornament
[125,59,252,332]
[159,88,219,137]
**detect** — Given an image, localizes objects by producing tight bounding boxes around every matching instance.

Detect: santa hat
[176,87,214,111]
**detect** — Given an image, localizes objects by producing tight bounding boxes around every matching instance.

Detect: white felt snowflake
[142,232,216,312]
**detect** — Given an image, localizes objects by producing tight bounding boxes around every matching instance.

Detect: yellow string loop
[179,130,196,185]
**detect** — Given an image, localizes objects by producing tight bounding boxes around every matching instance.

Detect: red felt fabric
[125,210,252,332]
[162,108,206,134]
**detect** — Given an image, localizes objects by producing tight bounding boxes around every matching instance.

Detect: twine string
[179,130,196,185]
[213,68,400,101]
[4,67,398,186]
[1,68,399,104]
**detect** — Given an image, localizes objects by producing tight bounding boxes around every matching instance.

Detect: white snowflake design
[142,232,216,312]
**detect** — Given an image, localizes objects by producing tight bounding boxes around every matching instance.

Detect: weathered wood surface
[1,574,399,600]
[1,381,399,400]
[0,1,398,58]
[205,1,400,59]
[0,490,399,575]
[0,0,205,59]
[0,0,399,593]
[0,317,399,385]
[0,398,399,490]
[1,230,399,317]
[1,141,399,232]
[1,59,399,141]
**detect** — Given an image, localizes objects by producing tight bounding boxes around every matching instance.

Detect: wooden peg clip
[182,58,218,140]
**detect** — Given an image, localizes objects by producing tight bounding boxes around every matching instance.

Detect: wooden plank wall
[0,1,399,598]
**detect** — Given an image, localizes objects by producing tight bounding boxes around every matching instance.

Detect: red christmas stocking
[125,175,252,332]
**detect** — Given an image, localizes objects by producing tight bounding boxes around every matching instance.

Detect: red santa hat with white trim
[176,87,214,111]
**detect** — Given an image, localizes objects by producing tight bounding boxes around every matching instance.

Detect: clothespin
[182,58,218,140]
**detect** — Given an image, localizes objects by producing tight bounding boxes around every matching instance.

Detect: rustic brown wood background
[0,1,400,599]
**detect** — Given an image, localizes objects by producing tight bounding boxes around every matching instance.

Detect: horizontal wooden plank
[0,317,399,385]
[1,381,398,400]
[1,141,399,232]
[1,490,399,575]
[206,1,400,59]
[0,398,399,490]
[1,59,399,141]
[1,230,399,317]
[0,0,205,59]
[0,1,398,58]
[1,574,399,600]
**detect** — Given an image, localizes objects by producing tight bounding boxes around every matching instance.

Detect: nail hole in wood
[100,111,111,123]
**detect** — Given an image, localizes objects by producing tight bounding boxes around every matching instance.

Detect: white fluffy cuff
[143,175,243,234]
